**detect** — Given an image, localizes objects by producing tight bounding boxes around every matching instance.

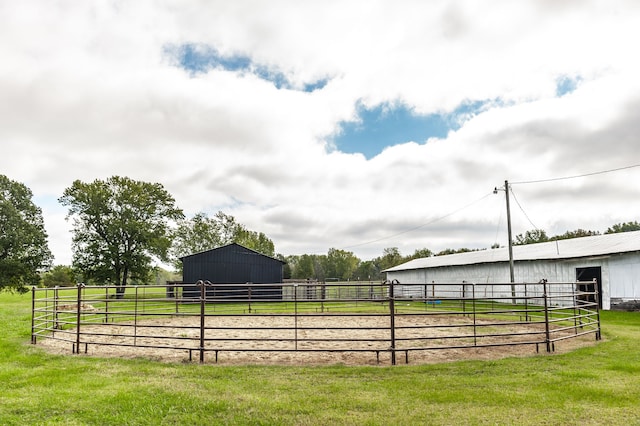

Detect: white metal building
[384,231,640,310]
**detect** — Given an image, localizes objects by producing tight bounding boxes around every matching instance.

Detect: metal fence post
[134,286,139,346]
[104,286,109,323]
[294,284,298,350]
[541,279,551,353]
[594,279,602,341]
[472,283,477,346]
[462,281,467,315]
[175,283,180,314]
[389,280,396,365]
[572,281,579,334]
[75,283,85,354]
[31,287,37,344]
[198,280,206,363]
[524,282,529,322]
[54,286,59,330]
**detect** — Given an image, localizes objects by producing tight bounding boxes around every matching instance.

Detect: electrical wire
[509,186,539,230]
[338,163,639,254]
[342,191,495,250]
[511,163,640,185]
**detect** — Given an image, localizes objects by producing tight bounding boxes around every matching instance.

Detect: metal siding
[181,244,284,299]
[182,244,283,284]
[609,254,640,300]
[386,231,640,272]
[387,259,606,308]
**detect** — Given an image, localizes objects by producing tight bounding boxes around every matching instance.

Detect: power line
[511,163,640,185]
[339,163,640,253]
[342,191,495,250]
[509,186,539,230]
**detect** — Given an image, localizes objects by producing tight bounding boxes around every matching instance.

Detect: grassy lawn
[2,291,640,425]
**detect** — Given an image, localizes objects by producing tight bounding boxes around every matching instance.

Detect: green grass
[3,291,640,425]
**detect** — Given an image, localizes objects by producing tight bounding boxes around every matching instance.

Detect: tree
[513,229,549,245]
[436,247,475,256]
[150,265,181,285]
[235,227,275,258]
[0,175,53,292]
[353,260,379,281]
[313,255,327,282]
[550,229,600,241]
[169,211,275,270]
[324,248,360,281]
[276,254,291,279]
[290,254,316,279]
[59,176,184,298]
[42,265,76,288]
[376,247,405,271]
[169,212,227,270]
[605,221,640,234]
[409,248,433,260]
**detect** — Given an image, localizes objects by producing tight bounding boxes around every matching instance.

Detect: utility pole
[495,180,516,303]
[504,180,515,286]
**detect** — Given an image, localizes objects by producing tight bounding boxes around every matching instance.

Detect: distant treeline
[283,221,640,282]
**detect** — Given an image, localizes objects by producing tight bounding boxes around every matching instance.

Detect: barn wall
[183,244,283,284]
[181,244,284,299]
[608,253,640,301]
[387,256,629,309]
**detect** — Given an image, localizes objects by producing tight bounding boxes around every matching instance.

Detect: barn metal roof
[180,242,285,264]
[385,230,640,272]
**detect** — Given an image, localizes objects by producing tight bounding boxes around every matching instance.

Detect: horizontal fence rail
[31,280,601,365]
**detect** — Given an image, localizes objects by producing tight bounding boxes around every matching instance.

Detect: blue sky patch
[164,43,327,92]
[556,75,582,96]
[333,101,488,159]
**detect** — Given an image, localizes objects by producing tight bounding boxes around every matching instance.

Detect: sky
[2,0,640,267]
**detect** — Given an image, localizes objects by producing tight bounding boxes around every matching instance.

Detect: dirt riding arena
[36,313,598,366]
[32,282,602,366]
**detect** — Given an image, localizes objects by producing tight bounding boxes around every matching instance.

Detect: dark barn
[181,243,285,300]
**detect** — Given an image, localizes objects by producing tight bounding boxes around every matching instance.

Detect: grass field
[2,290,640,425]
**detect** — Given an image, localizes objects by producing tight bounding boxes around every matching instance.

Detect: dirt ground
[37,314,599,366]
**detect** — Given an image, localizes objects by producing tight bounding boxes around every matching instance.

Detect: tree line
[2,174,639,293]
[512,224,640,245]
[284,222,640,281]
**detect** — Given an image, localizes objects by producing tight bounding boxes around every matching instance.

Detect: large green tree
[235,227,276,257]
[288,254,317,280]
[323,248,360,281]
[169,211,275,270]
[60,176,184,298]
[0,175,52,292]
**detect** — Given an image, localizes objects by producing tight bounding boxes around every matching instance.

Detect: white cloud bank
[1,0,639,265]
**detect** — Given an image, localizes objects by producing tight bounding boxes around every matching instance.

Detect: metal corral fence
[31,280,601,365]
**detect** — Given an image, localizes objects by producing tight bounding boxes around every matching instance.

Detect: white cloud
[1,0,640,266]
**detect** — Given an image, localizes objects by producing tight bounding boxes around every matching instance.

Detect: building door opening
[575,266,602,308]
